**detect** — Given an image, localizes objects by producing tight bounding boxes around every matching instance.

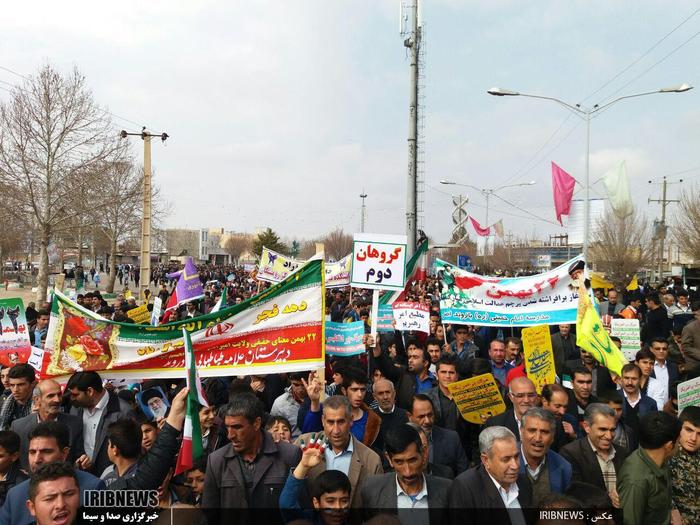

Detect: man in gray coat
[11,380,84,471]
[203,393,301,511]
[361,425,450,524]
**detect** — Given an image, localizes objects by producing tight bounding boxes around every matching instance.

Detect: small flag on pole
[469,216,491,237]
[551,162,576,226]
[211,286,227,313]
[174,329,209,475]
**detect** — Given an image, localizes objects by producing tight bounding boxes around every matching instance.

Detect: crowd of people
[0,266,698,524]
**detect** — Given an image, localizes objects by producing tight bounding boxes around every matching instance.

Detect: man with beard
[564,349,616,398]
[11,380,84,471]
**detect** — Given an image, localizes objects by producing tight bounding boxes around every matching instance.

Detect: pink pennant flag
[551,162,576,226]
[469,216,491,237]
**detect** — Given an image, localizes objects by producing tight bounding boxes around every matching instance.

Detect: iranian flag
[174,328,209,475]
[379,239,429,305]
[160,288,179,324]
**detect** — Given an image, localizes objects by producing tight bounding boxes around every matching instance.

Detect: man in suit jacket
[484,377,540,437]
[409,394,468,476]
[11,380,84,471]
[0,421,106,525]
[598,290,625,318]
[619,363,658,426]
[449,426,532,525]
[551,324,579,377]
[361,425,451,524]
[517,407,572,504]
[66,372,136,476]
[559,403,629,506]
[295,395,382,508]
[648,337,680,407]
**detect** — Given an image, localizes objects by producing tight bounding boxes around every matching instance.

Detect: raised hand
[302,372,323,411]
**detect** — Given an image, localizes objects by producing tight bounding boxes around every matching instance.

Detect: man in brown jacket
[203,393,301,511]
[680,301,700,378]
[296,395,383,508]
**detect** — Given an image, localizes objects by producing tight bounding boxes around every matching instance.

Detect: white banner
[351,233,407,291]
[392,302,430,333]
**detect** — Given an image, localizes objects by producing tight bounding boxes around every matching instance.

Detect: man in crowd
[643,292,669,343]
[424,353,461,434]
[270,372,308,438]
[565,350,616,398]
[560,404,629,508]
[648,337,680,408]
[504,337,522,367]
[618,363,657,435]
[448,426,532,524]
[450,325,482,361]
[518,407,572,504]
[26,463,80,525]
[0,364,36,430]
[564,367,598,426]
[551,324,578,377]
[618,411,682,525]
[11,379,84,471]
[681,300,700,379]
[0,421,105,525]
[669,405,700,524]
[372,378,408,453]
[99,419,141,486]
[541,383,579,449]
[598,289,625,317]
[372,336,436,410]
[488,339,513,388]
[296,395,382,508]
[303,367,381,447]
[66,371,135,475]
[599,390,638,452]
[409,394,468,477]
[203,392,302,510]
[360,425,451,523]
[28,310,49,349]
[485,377,539,437]
[0,431,26,506]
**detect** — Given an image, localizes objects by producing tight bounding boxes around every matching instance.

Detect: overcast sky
[3,1,700,245]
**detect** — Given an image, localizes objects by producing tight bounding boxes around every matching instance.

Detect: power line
[598,27,700,105]
[0,64,147,129]
[581,6,700,105]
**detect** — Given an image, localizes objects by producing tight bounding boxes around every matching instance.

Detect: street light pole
[360,192,367,233]
[487,83,692,262]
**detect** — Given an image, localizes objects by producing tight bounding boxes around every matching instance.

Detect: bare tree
[322,228,353,261]
[224,234,252,264]
[0,65,119,301]
[591,209,654,289]
[441,227,477,267]
[673,187,700,263]
[95,160,142,292]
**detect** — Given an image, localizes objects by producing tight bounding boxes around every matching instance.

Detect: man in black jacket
[559,403,629,508]
[448,426,532,525]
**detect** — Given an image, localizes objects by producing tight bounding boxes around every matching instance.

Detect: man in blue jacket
[619,363,658,435]
[518,407,572,505]
[0,421,105,525]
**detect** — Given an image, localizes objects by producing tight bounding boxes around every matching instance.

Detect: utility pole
[648,176,681,283]
[120,128,169,298]
[403,0,421,257]
[360,192,367,233]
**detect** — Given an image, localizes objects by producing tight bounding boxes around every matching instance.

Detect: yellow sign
[126,304,151,324]
[447,373,506,424]
[124,289,133,299]
[521,325,557,394]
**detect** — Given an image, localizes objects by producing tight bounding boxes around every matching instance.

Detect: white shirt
[521,445,546,479]
[622,389,641,408]
[646,376,667,410]
[653,361,670,405]
[486,470,521,509]
[396,474,429,525]
[82,390,109,460]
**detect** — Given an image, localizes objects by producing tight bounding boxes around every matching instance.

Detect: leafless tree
[94,159,142,292]
[322,228,353,261]
[224,234,252,264]
[673,186,700,263]
[591,209,654,289]
[298,239,319,260]
[0,64,120,302]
